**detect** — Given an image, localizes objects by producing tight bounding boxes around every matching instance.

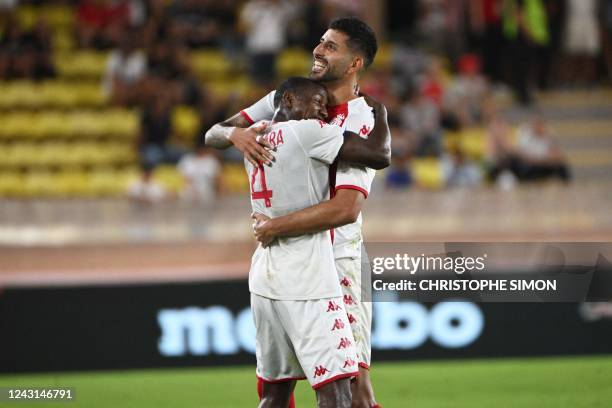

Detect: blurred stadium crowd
[0,0,611,202]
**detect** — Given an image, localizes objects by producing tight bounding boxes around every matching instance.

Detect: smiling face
[310,29,360,82]
[287,86,327,120]
[285,86,329,121]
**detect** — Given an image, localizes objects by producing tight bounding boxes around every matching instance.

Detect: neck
[324,76,359,106]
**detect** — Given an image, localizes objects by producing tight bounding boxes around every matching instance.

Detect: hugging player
[205,17,390,408]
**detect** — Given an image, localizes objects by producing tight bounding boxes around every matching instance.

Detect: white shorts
[251,293,359,389]
[336,256,372,369]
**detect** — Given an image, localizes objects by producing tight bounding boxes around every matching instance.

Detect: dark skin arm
[337,96,391,170]
[204,113,274,166]
[204,95,391,169]
[252,189,364,247]
[249,98,391,246]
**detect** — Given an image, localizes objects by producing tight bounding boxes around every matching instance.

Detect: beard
[309,60,347,82]
[309,68,344,82]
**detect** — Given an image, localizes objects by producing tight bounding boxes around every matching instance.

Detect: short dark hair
[273,76,326,107]
[329,17,378,69]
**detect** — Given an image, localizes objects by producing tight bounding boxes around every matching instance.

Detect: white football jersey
[246,119,345,300]
[242,92,376,260]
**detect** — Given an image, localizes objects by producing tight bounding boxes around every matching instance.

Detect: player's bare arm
[252,188,364,247]
[338,96,391,170]
[204,113,274,166]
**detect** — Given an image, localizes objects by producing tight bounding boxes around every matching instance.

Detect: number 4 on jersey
[250,163,273,207]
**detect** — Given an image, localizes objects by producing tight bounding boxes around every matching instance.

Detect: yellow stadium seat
[23,171,58,197]
[154,165,185,194]
[277,48,311,77]
[207,78,253,100]
[89,168,129,196]
[172,106,200,143]
[221,163,249,193]
[104,109,139,139]
[0,172,24,197]
[42,5,74,31]
[16,6,37,28]
[191,50,233,80]
[56,170,92,197]
[459,127,487,160]
[411,158,444,189]
[53,29,75,51]
[56,51,108,79]
[372,44,392,70]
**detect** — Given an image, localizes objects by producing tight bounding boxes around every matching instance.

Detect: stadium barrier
[1,279,611,373]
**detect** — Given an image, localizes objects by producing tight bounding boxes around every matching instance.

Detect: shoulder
[287,119,328,130]
[348,97,374,117]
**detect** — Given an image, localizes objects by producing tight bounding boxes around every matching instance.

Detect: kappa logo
[337,337,352,349]
[331,318,345,331]
[314,365,329,378]
[348,313,357,324]
[343,358,356,368]
[340,277,351,287]
[359,125,371,135]
[343,295,355,305]
[327,301,341,312]
[317,120,327,128]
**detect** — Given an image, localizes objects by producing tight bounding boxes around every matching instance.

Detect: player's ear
[349,56,364,74]
[282,91,294,109]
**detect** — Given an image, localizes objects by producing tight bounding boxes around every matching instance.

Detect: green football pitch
[1,356,611,407]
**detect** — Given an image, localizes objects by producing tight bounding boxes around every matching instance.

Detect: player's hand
[229,124,275,167]
[251,212,275,248]
[361,93,385,118]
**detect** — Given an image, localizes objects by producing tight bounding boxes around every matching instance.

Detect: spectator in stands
[417,0,448,54]
[442,146,483,188]
[445,54,489,127]
[0,16,54,80]
[321,0,365,22]
[501,0,549,105]
[240,0,297,86]
[0,0,17,13]
[514,114,570,181]
[166,0,236,48]
[27,17,56,80]
[76,0,131,49]
[385,117,413,189]
[603,0,612,83]
[419,56,462,131]
[143,38,202,105]
[474,0,505,84]
[178,140,223,204]
[102,30,147,105]
[127,163,168,204]
[487,113,570,184]
[399,82,443,157]
[561,0,601,86]
[420,56,446,108]
[138,89,184,169]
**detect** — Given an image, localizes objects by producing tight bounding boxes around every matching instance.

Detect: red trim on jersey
[240,110,255,125]
[328,158,339,243]
[257,375,307,384]
[358,362,370,370]
[336,184,369,199]
[326,102,349,127]
[312,371,359,390]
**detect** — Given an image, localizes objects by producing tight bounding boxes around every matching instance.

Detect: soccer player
[243,76,385,408]
[205,17,387,408]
